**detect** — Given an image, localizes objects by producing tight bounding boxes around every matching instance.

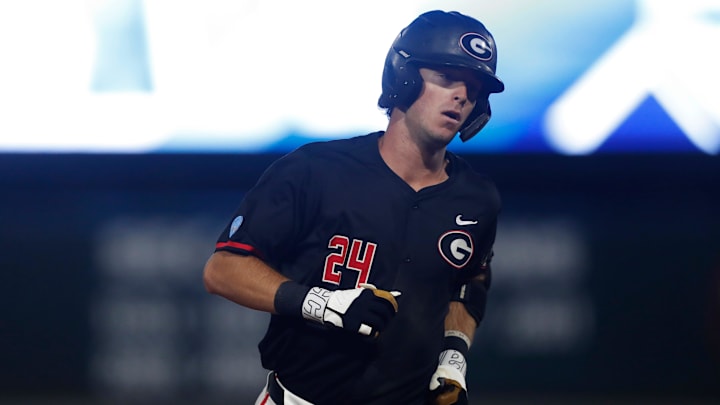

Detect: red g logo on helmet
[438,231,474,269]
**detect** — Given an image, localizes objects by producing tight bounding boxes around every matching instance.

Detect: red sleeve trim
[215,241,257,254]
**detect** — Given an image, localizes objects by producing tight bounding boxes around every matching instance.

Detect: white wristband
[444,330,472,349]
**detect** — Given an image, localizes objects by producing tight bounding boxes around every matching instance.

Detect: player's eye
[435,72,451,83]
[466,85,481,103]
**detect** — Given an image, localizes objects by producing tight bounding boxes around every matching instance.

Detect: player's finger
[370,289,400,312]
[359,283,401,297]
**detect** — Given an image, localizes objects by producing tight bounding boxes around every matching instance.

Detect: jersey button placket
[404,202,419,264]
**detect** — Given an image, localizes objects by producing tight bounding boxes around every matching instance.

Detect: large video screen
[0,0,718,154]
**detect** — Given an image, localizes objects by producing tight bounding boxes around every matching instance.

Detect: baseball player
[203,10,504,405]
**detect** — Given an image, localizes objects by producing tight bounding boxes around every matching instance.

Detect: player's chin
[434,128,460,145]
[439,121,463,137]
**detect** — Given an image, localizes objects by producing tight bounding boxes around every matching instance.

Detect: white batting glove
[429,350,467,391]
[429,348,469,405]
[302,284,401,337]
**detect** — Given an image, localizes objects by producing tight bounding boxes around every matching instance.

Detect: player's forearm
[445,301,477,343]
[428,300,477,403]
[203,251,288,313]
[447,270,489,343]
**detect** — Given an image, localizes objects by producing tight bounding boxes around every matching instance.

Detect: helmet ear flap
[379,51,423,113]
[393,62,423,112]
[459,98,491,142]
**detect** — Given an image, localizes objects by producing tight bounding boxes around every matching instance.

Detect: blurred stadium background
[1,0,719,404]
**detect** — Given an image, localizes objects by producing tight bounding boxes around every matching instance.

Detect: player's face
[405,67,483,146]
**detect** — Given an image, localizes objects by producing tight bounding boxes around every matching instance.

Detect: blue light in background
[90,0,152,92]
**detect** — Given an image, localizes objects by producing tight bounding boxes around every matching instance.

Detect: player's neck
[379,130,449,191]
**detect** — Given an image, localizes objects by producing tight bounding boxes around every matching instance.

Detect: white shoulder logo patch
[229,215,244,238]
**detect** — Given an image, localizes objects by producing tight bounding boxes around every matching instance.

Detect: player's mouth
[442,110,462,123]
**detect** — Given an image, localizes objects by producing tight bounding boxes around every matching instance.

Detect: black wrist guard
[450,277,488,326]
[443,334,470,357]
[274,281,310,316]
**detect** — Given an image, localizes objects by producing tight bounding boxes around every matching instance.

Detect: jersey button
[412,204,419,209]
[404,257,411,263]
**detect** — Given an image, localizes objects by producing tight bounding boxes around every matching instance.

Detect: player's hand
[303,283,401,337]
[429,365,468,405]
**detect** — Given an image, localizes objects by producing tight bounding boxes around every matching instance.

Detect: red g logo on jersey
[438,231,474,269]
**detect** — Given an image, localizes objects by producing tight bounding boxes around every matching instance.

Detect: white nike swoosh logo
[455,214,478,226]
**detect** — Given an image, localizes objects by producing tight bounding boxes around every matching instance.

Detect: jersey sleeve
[469,217,496,289]
[215,149,314,266]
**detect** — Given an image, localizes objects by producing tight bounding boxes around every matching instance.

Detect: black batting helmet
[378,10,504,141]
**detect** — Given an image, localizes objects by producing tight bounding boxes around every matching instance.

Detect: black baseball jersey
[215,132,500,405]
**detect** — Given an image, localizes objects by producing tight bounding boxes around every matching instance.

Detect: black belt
[267,372,285,405]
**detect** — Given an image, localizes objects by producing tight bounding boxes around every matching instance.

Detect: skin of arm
[445,272,485,344]
[203,251,288,314]
[445,301,478,343]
